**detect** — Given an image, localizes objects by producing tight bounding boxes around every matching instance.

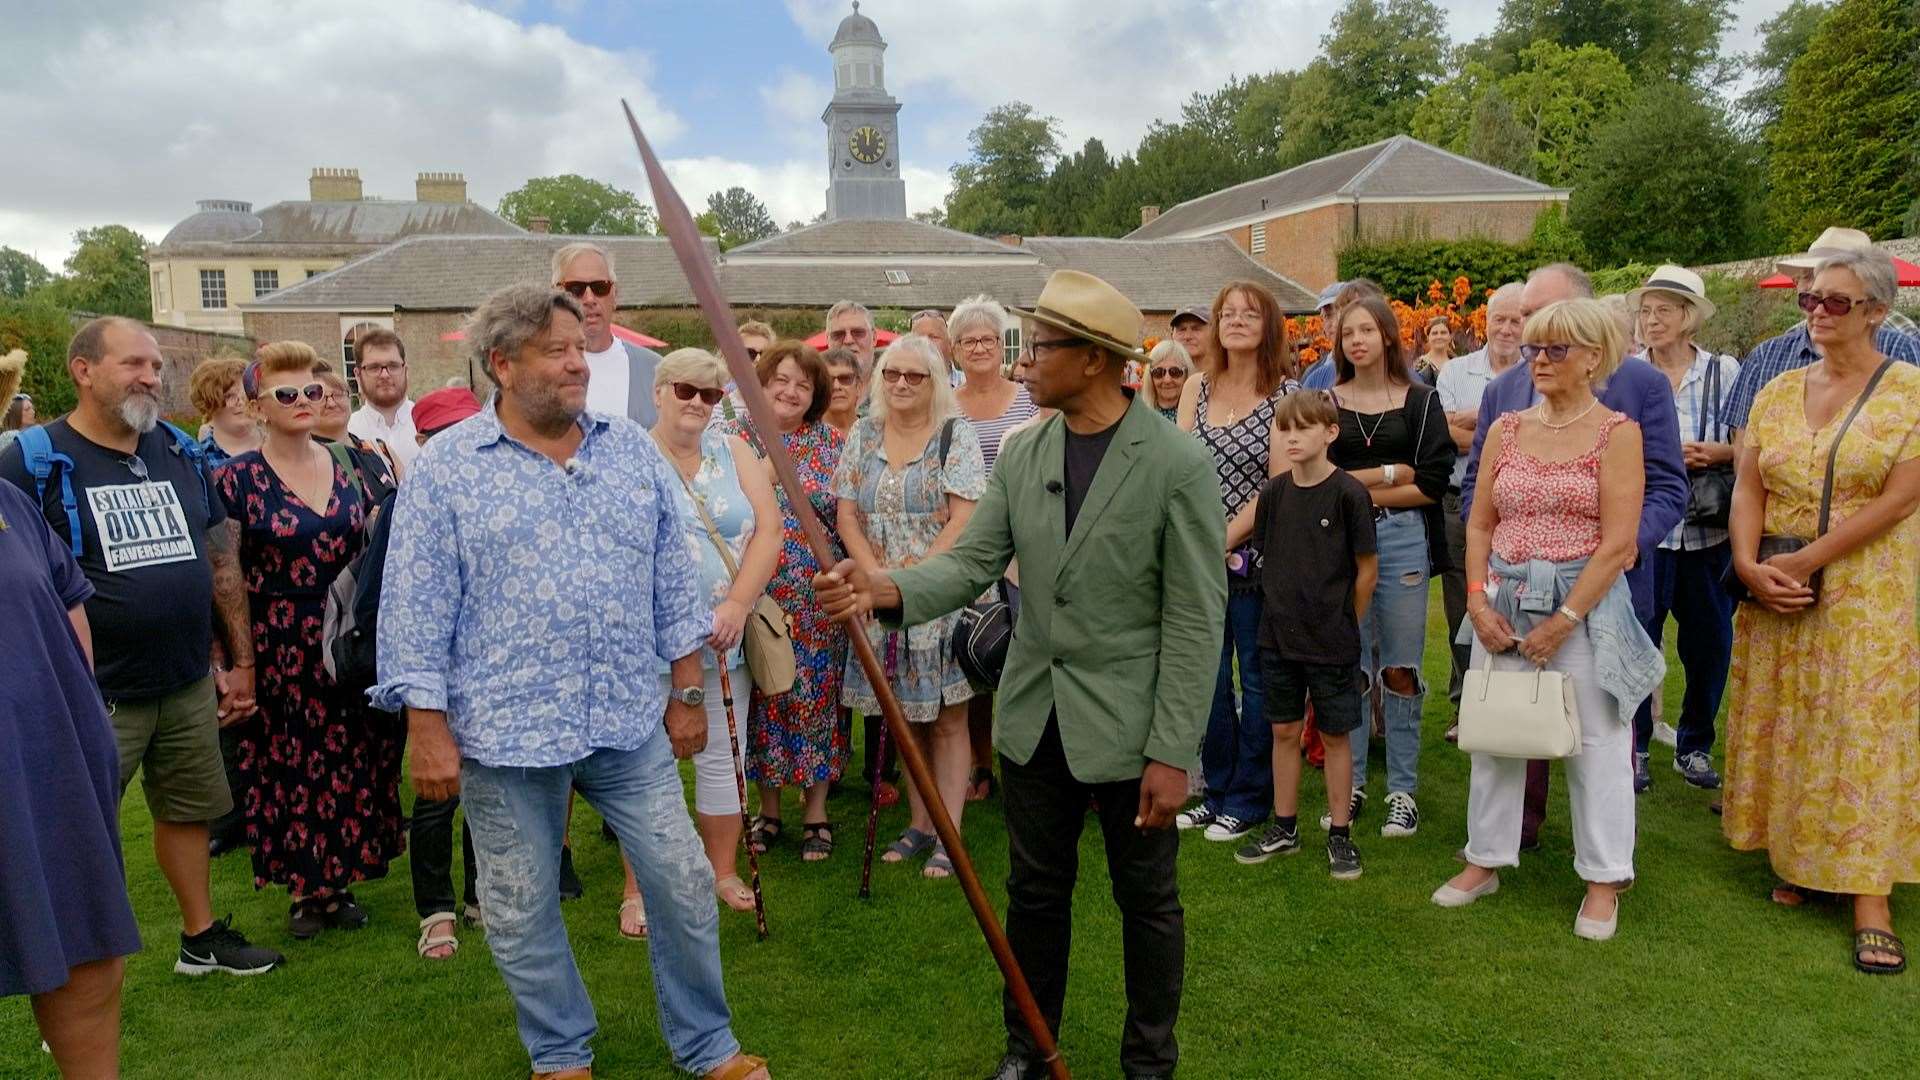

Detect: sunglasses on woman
[267,382,327,406]
[1149,366,1186,380]
[671,382,725,405]
[1797,291,1869,317]
[560,279,614,298]
[880,368,928,386]
[1518,343,1575,364]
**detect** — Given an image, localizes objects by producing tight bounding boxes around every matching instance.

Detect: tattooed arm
[208,518,257,723]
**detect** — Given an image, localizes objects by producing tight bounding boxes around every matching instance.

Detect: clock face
[849,125,885,164]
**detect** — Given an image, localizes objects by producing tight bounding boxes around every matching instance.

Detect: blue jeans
[460,726,741,1075]
[1201,589,1270,823]
[1351,511,1430,797]
[1633,543,1733,756]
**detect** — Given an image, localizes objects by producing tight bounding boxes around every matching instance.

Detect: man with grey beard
[1,316,283,977]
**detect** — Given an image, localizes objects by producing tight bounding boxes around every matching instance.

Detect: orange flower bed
[1290,276,1492,369]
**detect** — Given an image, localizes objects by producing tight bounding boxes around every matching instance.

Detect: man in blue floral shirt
[373,284,770,1080]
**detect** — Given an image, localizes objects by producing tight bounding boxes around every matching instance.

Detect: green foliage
[1412,42,1631,184]
[1570,82,1766,265]
[704,187,778,251]
[618,308,827,351]
[910,207,947,227]
[1277,0,1450,166]
[0,299,79,416]
[1338,235,1548,301]
[1466,87,1537,178]
[1484,0,1735,83]
[1588,262,1658,294]
[497,174,659,235]
[1525,203,1589,265]
[1737,1,1832,135]
[943,103,1062,236]
[1766,0,1920,247]
[0,246,53,299]
[1036,138,1118,236]
[36,225,152,320]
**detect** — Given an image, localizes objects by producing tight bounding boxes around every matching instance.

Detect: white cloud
[761,67,835,155]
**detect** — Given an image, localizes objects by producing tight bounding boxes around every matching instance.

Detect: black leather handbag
[952,578,1016,691]
[1684,358,1735,529]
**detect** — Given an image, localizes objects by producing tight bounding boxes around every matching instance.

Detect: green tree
[1410,62,1496,153]
[1484,0,1734,83]
[704,186,778,250]
[911,207,948,228]
[1498,41,1634,184]
[1037,138,1118,235]
[943,103,1062,236]
[1737,1,1832,135]
[1767,0,1920,246]
[1466,86,1538,179]
[0,299,81,417]
[1570,82,1766,265]
[38,226,151,320]
[497,174,659,235]
[1279,0,1450,165]
[0,247,52,299]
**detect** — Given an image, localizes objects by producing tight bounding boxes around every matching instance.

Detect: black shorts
[1260,651,1364,735]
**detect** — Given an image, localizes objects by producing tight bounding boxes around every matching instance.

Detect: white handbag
[1457,659,1581,760]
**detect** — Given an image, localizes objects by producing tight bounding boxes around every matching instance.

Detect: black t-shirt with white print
[0,418,224,700]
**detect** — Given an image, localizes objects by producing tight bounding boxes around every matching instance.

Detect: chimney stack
[310,167,363,201]
[415,171,468,204]
[528,216,552,234]
[1140,205,1161,226]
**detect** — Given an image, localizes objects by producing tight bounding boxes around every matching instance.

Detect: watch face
[849,125,885,164]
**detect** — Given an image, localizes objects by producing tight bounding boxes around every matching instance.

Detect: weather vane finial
[852,1,859,12]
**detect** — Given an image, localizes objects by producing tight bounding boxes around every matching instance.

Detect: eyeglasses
[1149,366,1186,380]
[956,335,999,352]
[320,391,348,406]
[1218,309,1262,326]
[559,279,614,298]
[1637,303,1684,321]
[671,382,725,405]
[880,368,928,386]
[1797,291,1869,317]
[830,372,859,387]
[1028,338,1085,358]
[121,455,149,483]
[829,326,871,343]
[744,347,763,362]
[1518,343,1575,364]
[359,361,405,375]
[267,382,327,406]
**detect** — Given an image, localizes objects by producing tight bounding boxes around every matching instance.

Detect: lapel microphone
[1044,480,1064,495]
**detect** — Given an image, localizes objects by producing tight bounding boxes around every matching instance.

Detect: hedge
[0,299,78,417]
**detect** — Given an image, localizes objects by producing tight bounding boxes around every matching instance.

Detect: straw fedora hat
[1777,226,1874,271]
[1628,264,1716,323]
[1008,270,1148,362]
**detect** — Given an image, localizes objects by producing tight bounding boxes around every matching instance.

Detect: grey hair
[946,294,1008,343]
[1814,247,1898,308]
[867,334,954,428]
[1528,262,1595,299]
[551,241,616,284]
[1148,338,1192,372]
[1487,281,1526,310]
[654,346,728,389]
[825,299,872,331]
[465,284,584,387]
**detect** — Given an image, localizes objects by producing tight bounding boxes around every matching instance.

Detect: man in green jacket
[815,270,1226,1080]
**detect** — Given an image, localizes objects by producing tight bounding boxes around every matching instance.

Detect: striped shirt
[964,383,1039,473]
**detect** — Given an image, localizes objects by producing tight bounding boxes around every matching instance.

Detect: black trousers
[409,794,477,919]
[209,722,249,846]
[1000,717,1183,1076]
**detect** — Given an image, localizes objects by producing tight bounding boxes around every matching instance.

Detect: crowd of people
[3,226,1916,1079]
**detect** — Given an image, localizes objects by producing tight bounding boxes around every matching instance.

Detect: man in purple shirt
[1459,263,1689,850]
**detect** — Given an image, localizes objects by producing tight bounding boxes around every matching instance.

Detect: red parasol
[804,327,898,351]
[1758,256,1920,288]
[439,324,669,348]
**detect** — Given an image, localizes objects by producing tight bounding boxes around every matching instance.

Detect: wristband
[1557,605,1583,625]
[1466,581,1485,595]
[1383,464,1397,485]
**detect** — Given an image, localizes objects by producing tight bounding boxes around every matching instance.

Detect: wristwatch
[669,685,705,707]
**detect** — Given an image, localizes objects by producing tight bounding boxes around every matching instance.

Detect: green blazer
[890,394,1227,783]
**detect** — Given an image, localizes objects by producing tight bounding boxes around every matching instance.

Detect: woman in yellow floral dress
[1723,249,1920,975]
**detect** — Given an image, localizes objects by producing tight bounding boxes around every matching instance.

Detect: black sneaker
[1174,805,1217,831]
[1234,822,1301,864]
[1379,792,1420,838]
[1674,751,1722,790]
[1319,788,1367,830]
[321,892,369,931]
[1633,752,1653,794]
[176,916,284,976]
[558,844,584,901]
[287,899,326,940]
[1327,834,1363,880]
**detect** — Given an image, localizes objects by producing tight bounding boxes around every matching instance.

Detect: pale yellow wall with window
[148,257,345,334]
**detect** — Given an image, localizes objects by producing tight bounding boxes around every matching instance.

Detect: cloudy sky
[2,0,1792,266]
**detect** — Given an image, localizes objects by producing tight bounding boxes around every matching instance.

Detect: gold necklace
[1538,397,1601,430]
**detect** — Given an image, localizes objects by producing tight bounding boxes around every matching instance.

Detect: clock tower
[822,2,906,221]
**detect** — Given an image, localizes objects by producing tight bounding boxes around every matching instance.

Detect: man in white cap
[1723,227,1920,445]
[813,270,1226,1080]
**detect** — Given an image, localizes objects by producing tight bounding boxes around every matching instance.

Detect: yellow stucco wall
[149,257,346,334]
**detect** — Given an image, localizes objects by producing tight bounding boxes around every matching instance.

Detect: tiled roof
[728,218,1026,257]
[155,199,524,256]
[1022,237,1318,311]
[1128,135,1565,240]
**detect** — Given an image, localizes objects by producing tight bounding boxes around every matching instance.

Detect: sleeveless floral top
[1489,410,1630,564]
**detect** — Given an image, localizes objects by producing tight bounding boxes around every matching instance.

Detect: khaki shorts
[108,675,234,824]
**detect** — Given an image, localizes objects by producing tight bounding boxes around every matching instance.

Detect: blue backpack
[17,421,213,557]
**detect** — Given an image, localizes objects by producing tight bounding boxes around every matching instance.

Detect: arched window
[341,318,392,404]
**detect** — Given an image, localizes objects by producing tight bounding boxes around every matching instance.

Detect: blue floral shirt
[370,402,709,768]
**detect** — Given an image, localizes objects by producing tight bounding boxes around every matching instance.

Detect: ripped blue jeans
[1350,511,1431,797]
[461,725,741,1075]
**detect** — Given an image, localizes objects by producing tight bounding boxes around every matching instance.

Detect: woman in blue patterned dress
[724,341,850,862]
[616,349,782,937]
[834,334,988,879]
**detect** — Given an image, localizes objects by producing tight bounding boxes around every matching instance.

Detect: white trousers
[1461,624,1636,883]
[659,666,748,817]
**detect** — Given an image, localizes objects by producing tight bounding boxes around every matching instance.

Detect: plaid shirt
[1722,324,1920,432]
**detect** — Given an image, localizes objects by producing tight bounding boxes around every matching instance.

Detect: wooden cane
[857,633,898,900]
[715,656,768,940]
[624,100,1070,1080]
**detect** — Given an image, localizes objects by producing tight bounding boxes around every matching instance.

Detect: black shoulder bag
[1723,358,1895,606]
[1684,357,1735,529]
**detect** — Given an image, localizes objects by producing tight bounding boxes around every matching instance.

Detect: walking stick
[625,101,1070,1080]
[857,633,898,900]
[716,655,768,940]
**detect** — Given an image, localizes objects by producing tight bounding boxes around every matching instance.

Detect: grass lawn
[5,584,1914,1078]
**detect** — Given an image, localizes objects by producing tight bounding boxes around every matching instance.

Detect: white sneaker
[1203,814,1253,842]
[1175,805,1217,831]
[1652,721,1678,748]
[1431,873,1500,908]
[1379,791,1419,838]
[1319,788,1367,830]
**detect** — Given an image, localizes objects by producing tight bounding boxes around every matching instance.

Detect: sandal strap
[704,1054,767,1080]
[1856,929,1905,954]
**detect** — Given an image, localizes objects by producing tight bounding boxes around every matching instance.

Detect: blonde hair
[654,347,728,388]
[867,334,954,428]
[189,356,249,417]
[736,319,776,344]
[1523,299,1626,386]
[253,341,321,392]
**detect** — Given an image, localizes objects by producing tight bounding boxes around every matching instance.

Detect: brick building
[1127,135,1569,291]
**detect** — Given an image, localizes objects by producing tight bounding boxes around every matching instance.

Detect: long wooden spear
[623,100,1069,1080]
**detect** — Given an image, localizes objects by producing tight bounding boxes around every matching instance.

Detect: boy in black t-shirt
[1235,391,1378,879]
